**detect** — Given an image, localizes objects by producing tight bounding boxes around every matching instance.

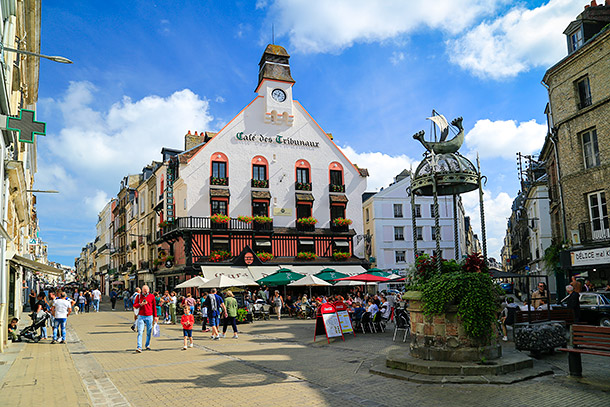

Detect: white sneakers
[219,333,225,338]
[189,343,193,348]
[502,336,508,342]
[233,334,238,339]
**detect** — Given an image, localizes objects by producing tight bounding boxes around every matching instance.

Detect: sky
[34,0,586,266]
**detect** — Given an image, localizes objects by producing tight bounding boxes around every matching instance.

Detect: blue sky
[34,0,586,266]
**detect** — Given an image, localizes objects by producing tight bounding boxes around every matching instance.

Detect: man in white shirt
[51,292,72,344]
[92,288,102,312]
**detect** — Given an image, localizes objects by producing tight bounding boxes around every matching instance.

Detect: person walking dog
[133,285,158,353]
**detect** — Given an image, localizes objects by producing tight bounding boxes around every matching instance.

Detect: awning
[334,240,350,247]
[283,265,327,275]
[252,191,271,199]
[210,188,230,197]
[154,265,186,276]
[200,265,281,282]
[295,192,314,202]
[255,239,272,246]
[10,255,63,276]
[329,194,348,203]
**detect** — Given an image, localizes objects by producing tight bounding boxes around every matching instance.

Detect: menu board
[322,313,343,337]
[333,301,354,335]
[313,303,345,343]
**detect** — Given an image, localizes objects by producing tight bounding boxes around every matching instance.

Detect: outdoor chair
[393,309,410,342]
[262,304,271,320]
[373,312,387,332]
[361,312,376,333]
[252,303,263,320]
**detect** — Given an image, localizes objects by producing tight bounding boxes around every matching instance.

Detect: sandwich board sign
[314,303,344,343]
[334,301,355,336]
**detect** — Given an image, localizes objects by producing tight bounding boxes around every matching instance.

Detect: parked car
[556,292,610,327]
[499,282,514,294]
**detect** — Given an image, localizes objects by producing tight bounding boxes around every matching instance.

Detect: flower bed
[297,251,317,260]
[209,250,231,262]
[332,252,350,261]
[257,252,274,262]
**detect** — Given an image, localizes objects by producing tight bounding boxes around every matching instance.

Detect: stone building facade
[541,2,610,285]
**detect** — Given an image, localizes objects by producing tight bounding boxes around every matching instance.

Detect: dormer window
[570,28,583,53]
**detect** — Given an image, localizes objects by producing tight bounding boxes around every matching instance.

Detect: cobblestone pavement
[2,303,610,407]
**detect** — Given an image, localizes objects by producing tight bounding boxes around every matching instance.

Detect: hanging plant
[210,214,230,224]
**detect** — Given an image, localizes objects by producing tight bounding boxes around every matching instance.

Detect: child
[181,305,194,350]
[8,318,19,342]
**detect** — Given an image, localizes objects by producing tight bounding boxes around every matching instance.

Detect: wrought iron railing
[579,219,610,243]
[329,184,345,193]
[251,179,269,188]
[295,182,312,191]
[210,176,229,186]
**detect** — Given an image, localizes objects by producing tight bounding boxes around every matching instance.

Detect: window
[296,168,309,184]
[416,226,423,240]
[587,191,609,237]
[431,226,437,241]
[430,204,436,217]
[150,191,154,208]
[582,129,600,169]
[393,204,403,218]
[211,200,227,215]
[253,201,268,217]
[365,208,370,223]
[576,77,591,109]
[394,226,404,240]
[296,203,311,219]
[140,194,145,214]
[253,165,266,181]
[184,198,187,211]
[570,29,583,53]
[395,250,406,263]
[212,161,227,179]
[330,170,342,186]
[330,205,345,221]
[414,204,421,218]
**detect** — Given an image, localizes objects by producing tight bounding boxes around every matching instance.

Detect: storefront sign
[571,247,610,267]
[166,165,175,222]
[236,132,319,148]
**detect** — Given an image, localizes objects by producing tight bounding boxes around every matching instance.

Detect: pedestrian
[204,288,226,340]
[220,290,238,339]
[51,292,72,344]
[200,292,209,332]
[181,305,194,350]
[78,291,86,313]
[47,292,56,330]
[133,285,158,353]
[169,291,177,324]
[162,291,171,324]
[570,276,582,293]
[34,293,49,339]
[155,292,163,320]
[84,290,92,312]
[273,290,284,320]
[29,290,37,312]
[565,285,581,323]
[92,288,102,312]
[531,282,548,309]
[110,288,118,311]
[122,288,131,310]
[130,287,141,332]
[184,292,196,315]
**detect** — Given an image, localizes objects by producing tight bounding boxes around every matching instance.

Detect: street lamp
[26,189,59,193]
[2,46,73,64]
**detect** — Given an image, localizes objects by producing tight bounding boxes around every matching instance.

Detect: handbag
[152,323,160,337]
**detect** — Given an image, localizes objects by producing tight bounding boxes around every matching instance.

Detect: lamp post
[2,46,73,64]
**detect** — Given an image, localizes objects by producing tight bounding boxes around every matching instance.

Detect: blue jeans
[124,298,130,310]
[137,315,153,349]
[92,299,100,311]
[53,318,67,341]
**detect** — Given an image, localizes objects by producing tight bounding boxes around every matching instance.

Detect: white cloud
[465,119,546,159]
[339,145,417,191]
[84,190,110,217]
[47,81,213,175]
[262,0,504,53]
[389,51,405,66]
[447,0,583,78]
[462,189,513,260]
[215,96,226,103]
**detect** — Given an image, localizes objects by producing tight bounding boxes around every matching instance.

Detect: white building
[362,171,466,273]
[95,199,114,294]
[154,44,369,287]
[525,177,553,291]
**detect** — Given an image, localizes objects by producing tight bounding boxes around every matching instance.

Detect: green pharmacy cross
[6,109,46,143]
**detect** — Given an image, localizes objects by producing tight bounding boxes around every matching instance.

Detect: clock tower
[256,44,295,126]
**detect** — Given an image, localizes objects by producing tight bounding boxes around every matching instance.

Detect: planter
[407,291,501,362]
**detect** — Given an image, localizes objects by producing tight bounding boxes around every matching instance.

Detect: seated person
[519,300,533,312]
[285,295,296,316]
[537,299,550,310]
[366,299,379,319]
[8,318,19,342]
[380,297,391,320]
[352,302,365,322]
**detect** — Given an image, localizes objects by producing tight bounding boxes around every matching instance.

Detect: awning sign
[571,247,610,267]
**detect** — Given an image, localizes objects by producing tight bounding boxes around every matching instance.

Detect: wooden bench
[558,325,610,376]
[515,309,574,325]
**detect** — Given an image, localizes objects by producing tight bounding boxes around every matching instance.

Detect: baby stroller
[18,311,51,343]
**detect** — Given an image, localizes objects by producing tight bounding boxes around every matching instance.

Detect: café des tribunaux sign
[571,247,610,267]
[235,132,320,148]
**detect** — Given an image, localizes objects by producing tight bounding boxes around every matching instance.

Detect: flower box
[210,214,230,224]
[237,216,253,224]
[210,177,229,186]
[251,179,269,188]
[332,252,350,261]
[209,250,231,262]
[297,251,317,260]
[295,182,312,191]
[257,252,274,262]
[297,216,317,225]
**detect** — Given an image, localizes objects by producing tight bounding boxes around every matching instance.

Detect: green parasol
[314,269,350,282]
[364,268,392,278]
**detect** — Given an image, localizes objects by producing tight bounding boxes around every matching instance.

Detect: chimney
[591,0,597,7]
[184,130,205,151]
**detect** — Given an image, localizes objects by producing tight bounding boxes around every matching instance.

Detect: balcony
[296,222,315,232]
[330,223,349,233]
[329,184,345,193]
[161,216,273,233]
[210,176,229,186]
[251,179,269,188]
[578,219,610,244]
[295,182,312,191]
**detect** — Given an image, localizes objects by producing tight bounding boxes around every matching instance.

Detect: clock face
[271,88,286,102]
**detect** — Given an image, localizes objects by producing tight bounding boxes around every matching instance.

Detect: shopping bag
[152,323,160,337]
